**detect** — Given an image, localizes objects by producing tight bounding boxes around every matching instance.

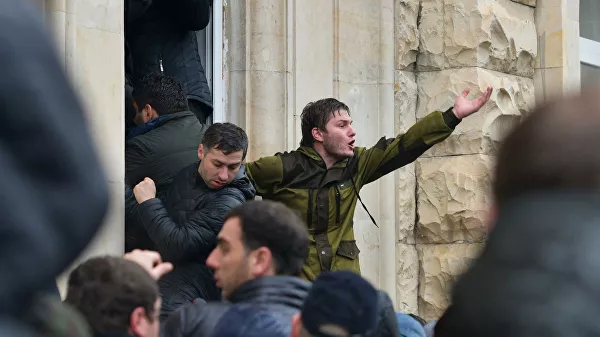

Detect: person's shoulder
[164,301,231,337]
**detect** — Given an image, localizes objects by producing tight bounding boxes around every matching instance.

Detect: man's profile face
[197,144,243,189]
[206,217,252,299]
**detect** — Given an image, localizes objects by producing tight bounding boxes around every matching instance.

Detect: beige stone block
[396,243,419,314]
[337,0,381,84]
[76,0,123,34]
[338,82,381,146]
[511,0,536,7]
[394,70,417,243]
[244,70,287,159]
[417,0,537,78]
[417,68,535,156]
[534,5,563,68]
[416,155,493,244]
[355,181,381,287]
[241,0,286,72]
[46,0,67,12]
[536,0,561,8]
[75,27,124,182]
[395,0,420,70]
[417,243,484,321]
[533,67,564,102]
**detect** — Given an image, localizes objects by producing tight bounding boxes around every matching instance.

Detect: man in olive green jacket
[245,87,493,280]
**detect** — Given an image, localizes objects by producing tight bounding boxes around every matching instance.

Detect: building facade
[33,0,598,320]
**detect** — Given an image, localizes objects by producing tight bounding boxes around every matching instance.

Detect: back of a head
[225,200,309,276]
[494,88,600,206]
[300,271,378,337]
[64,256,159,334]
[201,122,249,159]
[132,72,189,115]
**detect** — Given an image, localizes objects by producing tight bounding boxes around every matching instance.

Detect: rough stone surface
[396,243,419,314]
[395,0,420,70]
[417,67,535,156]
[416,155,493,244]
[418,0,537,77]
[395,70,418,243]
[417,243,484,321]
[511,0,536,7]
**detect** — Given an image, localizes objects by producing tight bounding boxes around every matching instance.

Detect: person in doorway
[131,122,256,320]
[126,0,213,124]
[244,87,493,280]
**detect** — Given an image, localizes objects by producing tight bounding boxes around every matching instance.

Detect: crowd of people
[4,0,600,337]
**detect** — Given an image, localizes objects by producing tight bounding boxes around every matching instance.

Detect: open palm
[453,86,493,119]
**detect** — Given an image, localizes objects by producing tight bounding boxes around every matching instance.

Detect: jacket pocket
[336,240,360,260]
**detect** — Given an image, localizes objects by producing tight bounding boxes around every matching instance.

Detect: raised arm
[245,155,284,196]
[356,86,492,185]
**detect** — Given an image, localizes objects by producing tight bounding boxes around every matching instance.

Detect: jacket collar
[126,110,195,140]
[297,146,351,169]
[228,276,311,310]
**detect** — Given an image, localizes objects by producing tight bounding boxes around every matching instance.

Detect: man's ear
[129,306,147,337]
[198,144,205,161]
[311,127,324,143]
[291,313,302,337]
[249,246,274,277]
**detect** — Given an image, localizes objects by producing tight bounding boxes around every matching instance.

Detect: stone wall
[224,0,537,320]
[409,0,537,320]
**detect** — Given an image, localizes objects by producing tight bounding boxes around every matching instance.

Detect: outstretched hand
[124,249,173,280]
[452,86,493,119]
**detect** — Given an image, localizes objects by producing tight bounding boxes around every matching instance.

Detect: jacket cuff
[442,107,461,129]
[138,198,163,214]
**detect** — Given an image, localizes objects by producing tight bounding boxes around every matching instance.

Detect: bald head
[493,88,600,206]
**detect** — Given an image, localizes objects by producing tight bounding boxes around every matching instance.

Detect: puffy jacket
[136,162,255,320]
[436,192,600,337]
[125,111,206,194]
[125,111,206,252]
[126,0,213,111]
[161,276,310,337]
[245,109,460,280]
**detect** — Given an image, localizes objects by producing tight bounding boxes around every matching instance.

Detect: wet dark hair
[201,122,249,160]
[132,72,188,115]
[300,98,350,147]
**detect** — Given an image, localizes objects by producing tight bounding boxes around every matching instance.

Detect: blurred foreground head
[436,88,600,337]
[493,87,600,205]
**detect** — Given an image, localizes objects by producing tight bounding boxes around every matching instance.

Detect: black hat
[301,271,378,336]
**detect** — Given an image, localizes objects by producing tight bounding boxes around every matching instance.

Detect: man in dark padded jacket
[161,200,311,336]
[161,200,402,337]
[131,122,256,320]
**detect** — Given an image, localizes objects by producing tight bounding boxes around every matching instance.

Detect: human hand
[123,249,173,280]
[452,86,493,119]
[133,177,156,204]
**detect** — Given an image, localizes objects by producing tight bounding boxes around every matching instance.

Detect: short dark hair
[225,200,309,276]
[132,72,188,115]
[64,256,159,334]
[494,90,600,206]
[300,98,350,147]
[202,122,249,159]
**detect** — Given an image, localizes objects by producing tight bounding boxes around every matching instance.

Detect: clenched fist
[124,249,173,280]
[133,177,156,204]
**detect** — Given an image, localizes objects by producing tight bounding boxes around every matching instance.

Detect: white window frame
[210,0,224,123]
[580,37,600,68]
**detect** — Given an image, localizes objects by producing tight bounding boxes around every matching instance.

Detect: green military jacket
[245,108,460,280]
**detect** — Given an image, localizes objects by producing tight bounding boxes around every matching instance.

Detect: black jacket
[162,276,310,337]
[125,111,206,194]
[436,192,600,337]
[0,0,108,317]
[125,111,205,252]
[136,162,255,319]
[126,0,213,110]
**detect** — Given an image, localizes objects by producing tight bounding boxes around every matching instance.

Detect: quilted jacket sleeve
[138,193,244,261]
